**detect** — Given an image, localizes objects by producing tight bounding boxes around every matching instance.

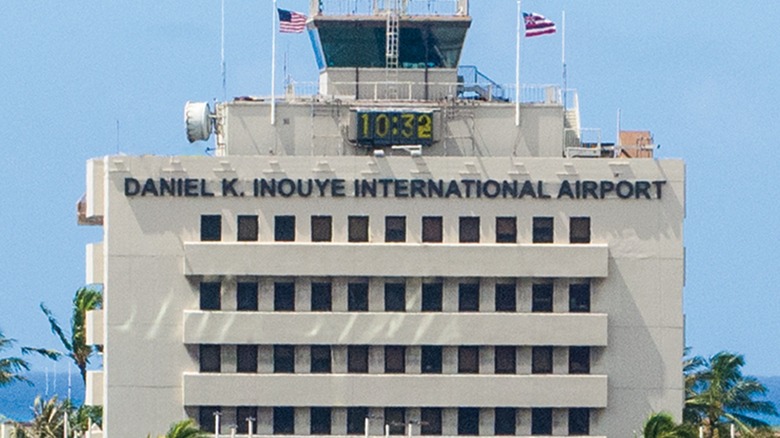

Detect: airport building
[80,1,685,437]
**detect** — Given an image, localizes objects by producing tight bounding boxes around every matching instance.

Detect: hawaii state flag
[523,12,556,37]
[278,8,307,33]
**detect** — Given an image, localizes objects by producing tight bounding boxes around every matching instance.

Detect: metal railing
[312,0,467,16]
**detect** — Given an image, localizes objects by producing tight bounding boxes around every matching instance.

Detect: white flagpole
[271,0,277,125]
[515,0,521,126]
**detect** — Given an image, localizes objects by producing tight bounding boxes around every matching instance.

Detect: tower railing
[312,0,468,16]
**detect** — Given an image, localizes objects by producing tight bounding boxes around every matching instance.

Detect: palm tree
[0,330,30,386]
[685,351,778,437]
[40,287,103,383]
[147,419,209,438]
[643,412,696,438]
[18,395,73,438]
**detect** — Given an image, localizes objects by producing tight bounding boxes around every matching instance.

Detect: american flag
[278,8,307,33]
[523,12,556,37]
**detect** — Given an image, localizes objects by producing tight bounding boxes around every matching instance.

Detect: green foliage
[146,419,209,438]
[684,351,778,437]
[643,412,696,438]
[0,330,30,386]
[9,396,102,437]
[40,287,103,382]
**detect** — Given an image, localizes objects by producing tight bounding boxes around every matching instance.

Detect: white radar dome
[184,101,212,143]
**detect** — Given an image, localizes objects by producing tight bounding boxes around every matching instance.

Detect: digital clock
[356,111,433,147]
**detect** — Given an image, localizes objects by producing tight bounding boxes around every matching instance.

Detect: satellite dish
[184,101,212,143]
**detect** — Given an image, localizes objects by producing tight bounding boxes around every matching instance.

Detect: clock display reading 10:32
[357,111,433,147]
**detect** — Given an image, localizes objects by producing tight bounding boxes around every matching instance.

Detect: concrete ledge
[183,243,608,278]
[183,373,608,408]
[86,242,104,285]
[85,370,104,406]
[85,309,104,347]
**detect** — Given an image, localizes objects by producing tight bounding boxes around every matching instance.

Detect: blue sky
[1,1,778,377]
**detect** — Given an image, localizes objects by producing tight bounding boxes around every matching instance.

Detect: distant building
[81,1,684,437]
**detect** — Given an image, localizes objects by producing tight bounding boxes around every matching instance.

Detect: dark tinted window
[422,282,443,312]
[496,217,517,243]
[570,217,591,244]
[311,282,333,311]
[458,346,479,374]
[236,345,257,373]
[348,282,369,311]
[458,283,479,312]
[532,283,553,313]
[274,282,295,311]
[348,216,369,242]
[237,282,258,311]
[569,283,591,313]
[274,345,295,373]
[531,408,552,435]
[569,346,591,374]
[199,406,220,433]
[532,346,553,374]
[385,283,406,311]
[494,408,516,435]
[273,407,294,435]
[422,216,443,243]
[385,216,406,242]
[201,215,221,241]
[199,345,220,373]
[495,283,516,312]
[459,217,480,243]
[494,346,516,374]
[569,408,590,435]
[311,407,332,435]
[421,346,442,374]
[200,282,221,310]
[311,346,332,373]
[311,216,332,242]
[348,345,369,373]
[421,408,442,435]
[347,407,369,435]
[237,406,257,434]
[385,346,405,373]
[458,408,479,435]
[275,216,295,241]
[385,408,406,435]
[237,215,258,241]
[533,217,553,243]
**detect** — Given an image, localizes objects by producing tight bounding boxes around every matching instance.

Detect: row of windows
[199,406,590,436]
[200,281,591,313]
[201,214,591,244]
[199,345,591,375]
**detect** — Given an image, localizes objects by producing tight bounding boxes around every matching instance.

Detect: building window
[569,408,590,435]
[494,346,516,374]
[385,283,406,312]
[311,282,332,311]
[348,282,369,311]
[532,283,553,313]
[348,216,369,242]
[236,345,257,373]
[458,346,479,374]
[421,408,442,435]
[496,217,517,243]
[570,217,591,244]
[311,215,333,242]
[569,346,591,374]
[347,407,369,435]
[569,283,591,313]
[494,408,516,436]
[199,406,220,433]
[385,346,406,373]
[237,282,258,311]
[200,282,221,311]
[459,217,480,243]
[273,407,295,435]
[532,346,553,374]
[237,406,257,434]
[274,215,295,241]
[531,408,552,436]
[495,283,516,312]
[385,216,406,242]
[348,345,369,373]
[199,345,220,373]
[422,282,443,312]
[311,346,332,373]
[458,408,479,436]
[422,216,443,243]
[385,408,406,435]
[274,282,295,311]
[201,215,221,241]
[274,345,295,373]
[532,217,554,243]
[237,215,258,241]
[458,283,479,312]
[311,407,332,435]
[421,346,443,374]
